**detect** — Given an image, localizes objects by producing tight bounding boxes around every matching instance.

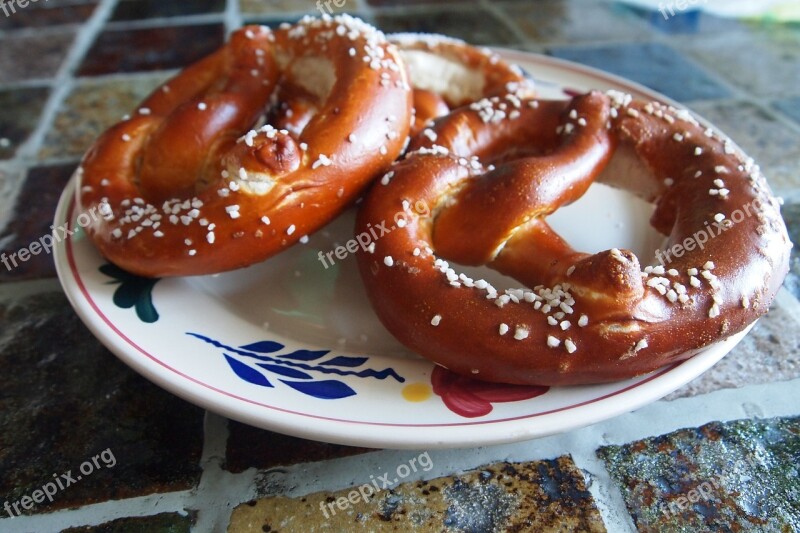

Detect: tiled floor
[0,1,798,532]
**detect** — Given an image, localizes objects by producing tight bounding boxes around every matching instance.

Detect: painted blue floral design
[99,264,161,323]
[189,333,405,400]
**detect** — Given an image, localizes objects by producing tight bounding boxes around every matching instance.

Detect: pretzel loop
[77,17,412,278]
[356,90,790,386]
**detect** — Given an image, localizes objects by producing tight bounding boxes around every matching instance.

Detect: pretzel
[76,16,412,278]
[388,33,535,137]
[356,90,791,386]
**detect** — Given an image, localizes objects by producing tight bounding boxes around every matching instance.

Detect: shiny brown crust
[388,33,535,136]
[356,91,791,386]
[76,16,412,278]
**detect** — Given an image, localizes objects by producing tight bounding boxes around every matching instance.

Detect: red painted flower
[431,366,550,418]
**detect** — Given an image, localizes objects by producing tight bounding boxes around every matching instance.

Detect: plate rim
[54,50,747,449]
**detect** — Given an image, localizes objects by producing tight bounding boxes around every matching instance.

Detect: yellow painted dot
[401,382,432,402]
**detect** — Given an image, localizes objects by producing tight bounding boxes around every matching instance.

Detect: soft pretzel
[356,90,791,386]
[388,33,535,137]
[76,16,412,278]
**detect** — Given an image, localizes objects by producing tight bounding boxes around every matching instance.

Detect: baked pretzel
[356,91,791,386]
[76,16,412,277]
[388,33,535,137]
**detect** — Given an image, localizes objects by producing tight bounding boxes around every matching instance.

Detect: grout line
[0,491,198,533]
[17,0,118,165]
[200,411,230,467]
[478,0,531,45]
[775,287,800,324]
[225,0,243,34]
[573,449,638,533]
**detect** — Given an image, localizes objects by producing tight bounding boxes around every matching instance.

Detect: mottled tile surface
[63,512,197,532]
[680,28,800,99]
[367,0,461,5]
[375,8,520,46]
[39,74,168,161]
[666,303,800,399]
[624,4,749,35]
[0,164,74,282]
[78,24,225,76]
[549,42,731,103]
[0,291,205,515]
[110,0,226,21]
[773,97,800,127]
[689,100,800,195]
[500,0,648,44]
[229,456,606,532]
[780,202,800,300]
[0,87,50,160]
[599,417,800,532]
[239,0,321,14]
[0,1,97,30]
[225,421,370,473]
[0,29,76,82]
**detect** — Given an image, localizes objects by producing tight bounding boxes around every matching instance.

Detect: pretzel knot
[356,90,791,386]
[76,16,412,278]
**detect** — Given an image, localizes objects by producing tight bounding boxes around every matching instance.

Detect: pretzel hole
[287,56,336,102]
[548,182,662,260]
[399,50,486,106]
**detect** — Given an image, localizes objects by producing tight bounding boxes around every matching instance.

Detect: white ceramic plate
[54,50,751,449]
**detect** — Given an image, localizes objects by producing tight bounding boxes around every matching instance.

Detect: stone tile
[689,100,800,195]
[241,15,304,27]
[229,456,606,532]
[0,164,74,282]
[548,42,731,103]
[0,86,50,160]
[598,416,800,532]
[242,13,371,28]
[77,24,225,76]
[224,420,370,474]
[110,0,226,21]
[240,0,325,14]
[500,0,648,45]
[374,8,520,46]
[367,0,461,5]
[773,97,800,127]
[780,202,800,300]
[0,1,97,30]
[39,73,168,161]
[666,303,800,400]
[623,4,749,35]
[0,29,76,82]
[63,512,197,533]
[680,28,800,99]
[0,291,205,516]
